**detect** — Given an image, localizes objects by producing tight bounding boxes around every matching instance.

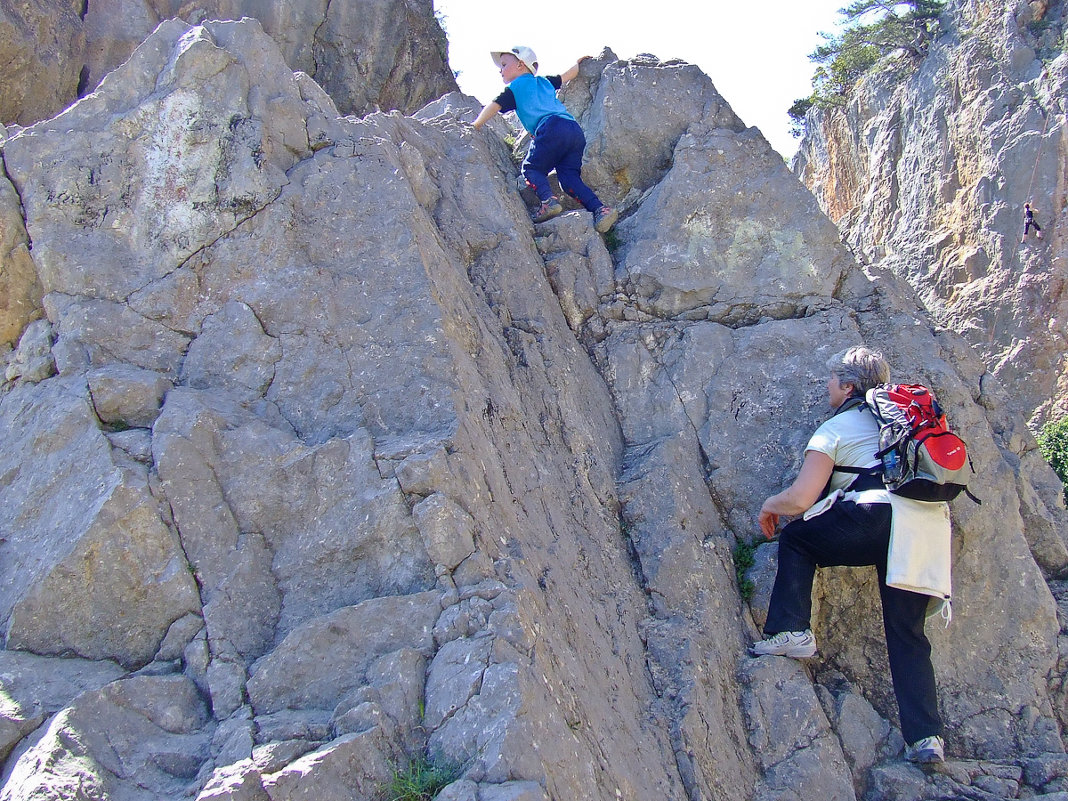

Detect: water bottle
[883,447,900,482]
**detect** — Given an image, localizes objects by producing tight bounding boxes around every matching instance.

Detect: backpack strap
[834,464,881,476]
[819,396,879,495]
[831,395,866,417]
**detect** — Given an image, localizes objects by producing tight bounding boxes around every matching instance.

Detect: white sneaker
[748,629,817,658]
[905,735,944,764]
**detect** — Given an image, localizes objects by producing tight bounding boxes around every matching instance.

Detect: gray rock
[437,779,479,801]
[0,651,125,761]
[413,493,478,570]
[47,296,191,378]
[154,389,434,654]
[479,781,549,801]
[0,173,40,347]
[561,51,745,211]
[197,763,271,801]
[742,657,854,800]
[4,318,53,383]
[252,711,332,745]
[433,597,496,647]
[259,728,401,801]
[614,127,848,322]
[1,15,1067,801]
[212,712,256,768]
[818,679,903,790]
[3,0,455,128]
[0,0,85,125]
[2,675,213,801]
[87,363,173,428]
[180,301,280,405]
[424,635,494,730]
[157,613,206,663]
[208,658,250,720]
[247,591,441,714]
[105,427,154,461]
[0,377,201,667]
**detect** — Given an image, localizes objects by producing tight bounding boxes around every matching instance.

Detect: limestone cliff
[0,0,456,127]
[793,0,1067,428]
[1,13,1068,801]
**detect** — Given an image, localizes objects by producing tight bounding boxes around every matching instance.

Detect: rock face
[0,0,87,126]
[793,0,1067,427]
[0,0,455,127]
[1,15,1068,801]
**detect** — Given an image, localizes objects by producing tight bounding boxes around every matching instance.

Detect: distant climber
[1022,202,1043,243]
[472,46,618,234]
[750,347,948,766]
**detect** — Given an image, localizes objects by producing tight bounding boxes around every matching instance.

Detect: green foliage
[788,96,816,138]
[1027,16,1053,39]
[382,756,462,801]
[1038,416,1068,504]
[800,1,945,114]
[733,539,756,602]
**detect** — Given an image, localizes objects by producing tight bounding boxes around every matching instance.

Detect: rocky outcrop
[0,0,87,126]
[793,0,1067,428]
[1,15,1067,801]
[0,0,455,127]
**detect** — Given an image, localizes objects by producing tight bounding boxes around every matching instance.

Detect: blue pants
[522,115,602,212]
[764,498,943,745]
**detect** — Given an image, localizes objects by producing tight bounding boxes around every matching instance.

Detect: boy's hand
[472,101,501,131]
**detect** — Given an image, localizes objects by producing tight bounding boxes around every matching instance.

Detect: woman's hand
[757,450,835,538]
[758,508,780,539]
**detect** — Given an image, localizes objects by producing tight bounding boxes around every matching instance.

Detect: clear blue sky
[433,0,846,159]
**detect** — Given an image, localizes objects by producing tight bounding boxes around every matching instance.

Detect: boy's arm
[472,101,502,130]
[559,56,590,84]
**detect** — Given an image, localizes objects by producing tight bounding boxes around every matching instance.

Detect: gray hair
[826,346,890,395]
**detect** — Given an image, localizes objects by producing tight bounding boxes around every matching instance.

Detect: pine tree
[789,0,945,132]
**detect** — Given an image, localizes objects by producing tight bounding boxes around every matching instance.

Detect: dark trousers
[521,115,602,212]
[764,499,943,744]
[1024,219,1042,235]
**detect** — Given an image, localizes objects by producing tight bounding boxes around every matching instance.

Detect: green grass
[382,756,463,801]
[1038,415,1068,505]
[733,539,756,602]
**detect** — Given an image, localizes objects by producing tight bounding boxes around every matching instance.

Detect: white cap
[490,46,538,75]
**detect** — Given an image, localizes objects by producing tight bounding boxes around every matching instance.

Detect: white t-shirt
[806,405,882,494]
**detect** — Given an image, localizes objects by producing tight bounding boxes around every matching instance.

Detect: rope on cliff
[1024,107,1051,205]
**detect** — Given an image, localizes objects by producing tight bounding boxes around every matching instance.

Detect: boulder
[0,377,200,668]
[246,591,441,714]
[2,675,213,801]
[0,17,1066,801]
[0,651,125,762]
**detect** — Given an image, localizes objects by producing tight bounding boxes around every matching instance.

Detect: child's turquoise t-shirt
[492,73,575,135]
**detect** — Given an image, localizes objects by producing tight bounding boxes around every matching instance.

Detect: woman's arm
[758,450,835,539]
[472,101,502,130]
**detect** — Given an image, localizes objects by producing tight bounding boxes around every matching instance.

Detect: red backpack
[840,384,979,503]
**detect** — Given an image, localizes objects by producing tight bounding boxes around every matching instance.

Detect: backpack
[838,383,980,504]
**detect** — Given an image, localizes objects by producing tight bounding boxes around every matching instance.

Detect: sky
[433,0,847,160]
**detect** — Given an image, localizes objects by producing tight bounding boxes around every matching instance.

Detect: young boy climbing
[472,46,618,234]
